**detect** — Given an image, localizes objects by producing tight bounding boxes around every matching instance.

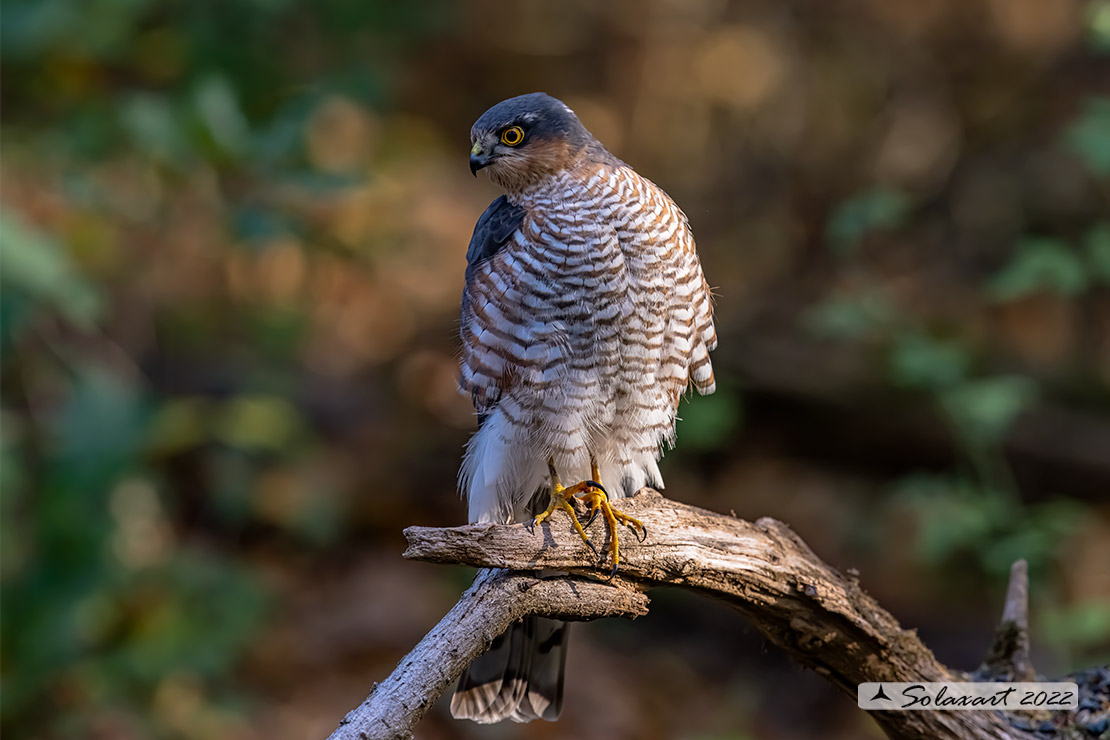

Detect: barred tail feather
[456,407,567,724]
[451,617,568,724]
[510,617,568,722]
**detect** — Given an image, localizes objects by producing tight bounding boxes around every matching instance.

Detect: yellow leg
[533,459,598,558]
[533,455,647,576]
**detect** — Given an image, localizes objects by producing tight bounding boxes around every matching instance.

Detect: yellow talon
[534,483,593,547]
[532,456,647,575]
[578,487,646,575]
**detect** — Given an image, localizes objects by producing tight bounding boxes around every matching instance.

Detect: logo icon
[870,685,891,702]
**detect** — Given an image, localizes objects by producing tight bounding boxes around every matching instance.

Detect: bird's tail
[451,616,568,723]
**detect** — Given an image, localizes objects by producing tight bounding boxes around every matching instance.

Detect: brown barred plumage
[453,93,717,724]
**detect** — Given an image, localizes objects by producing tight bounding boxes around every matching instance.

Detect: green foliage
[677,385,743,452]
[0,3,445,730]
[988,238,1090,301]
[889,475,1082,578]
[0,210,104,331]
[1,0,450,166]
[825,187,910,256]
[148,395,303,455]
[1089,0,1110,51]
[1084,222,1110,283]
[1041,600,1110,665]
[878,333,1072,587]
[819,127,1096,609]
[52,370,153,486]
[888,333,971,391]
[1065,96,1110,177]
[802,291,897,341]
[0,412,31,582]
[0,366,271,736]
[938,376,1037,449]
[212,395,305,452]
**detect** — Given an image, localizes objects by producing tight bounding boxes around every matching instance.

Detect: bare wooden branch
[330,490,1051,740]
[326,569,648,740]
[978,559,1036,682]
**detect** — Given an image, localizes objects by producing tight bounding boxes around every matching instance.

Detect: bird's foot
[532,479,647,577]
[532,480,600,559]
[580,488,647,577]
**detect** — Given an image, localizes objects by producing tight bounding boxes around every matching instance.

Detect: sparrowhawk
[451,92,717,724]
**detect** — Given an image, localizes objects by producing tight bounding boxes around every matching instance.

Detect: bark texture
[328,489,1085,740]
[327,569,648,740]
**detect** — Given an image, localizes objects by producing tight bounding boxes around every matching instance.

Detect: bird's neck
[505,169,575,205]
[505,145,617,205]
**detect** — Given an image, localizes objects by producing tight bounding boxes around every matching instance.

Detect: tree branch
[329,490,1066,740]
[977,559,1035,682]
[327,569,648,740]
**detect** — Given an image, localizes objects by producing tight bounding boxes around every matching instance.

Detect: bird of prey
[451,92,717,724]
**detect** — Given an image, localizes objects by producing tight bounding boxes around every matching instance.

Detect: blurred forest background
[2,1,1109,739]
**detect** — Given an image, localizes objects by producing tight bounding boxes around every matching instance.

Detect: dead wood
[327,489,1085,740]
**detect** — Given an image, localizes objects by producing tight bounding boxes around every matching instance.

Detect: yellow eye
[500,126,524,146]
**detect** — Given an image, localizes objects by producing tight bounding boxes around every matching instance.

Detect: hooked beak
[470,142,490,176]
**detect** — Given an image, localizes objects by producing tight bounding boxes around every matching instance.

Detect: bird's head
[469,93,592,192]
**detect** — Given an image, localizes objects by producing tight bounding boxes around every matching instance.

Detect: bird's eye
[500,126,524,146]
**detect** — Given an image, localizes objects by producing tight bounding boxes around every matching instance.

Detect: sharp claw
[535,473,640,573]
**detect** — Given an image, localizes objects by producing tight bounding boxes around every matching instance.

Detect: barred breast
[459,157,716,523]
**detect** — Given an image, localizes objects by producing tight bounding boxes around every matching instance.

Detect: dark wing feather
[465,195,525,274]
